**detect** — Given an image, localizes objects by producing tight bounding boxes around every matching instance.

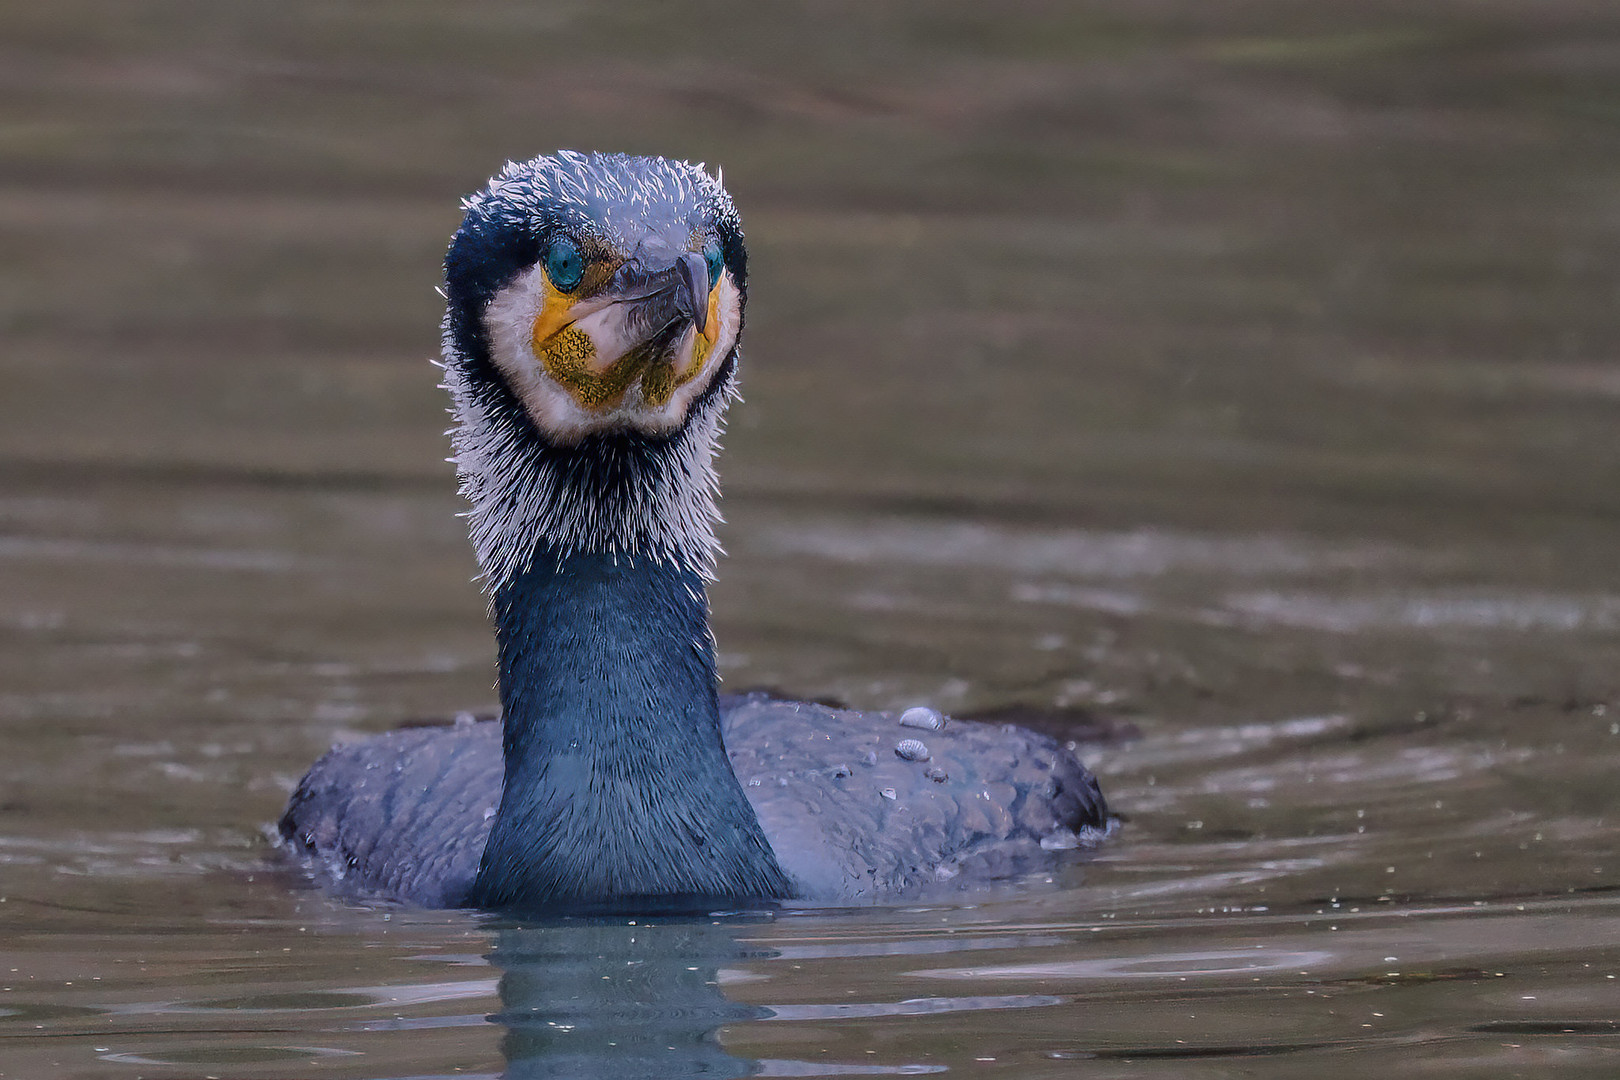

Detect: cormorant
[279,151,1108,910]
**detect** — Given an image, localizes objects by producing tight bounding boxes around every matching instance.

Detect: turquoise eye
[703,241,724,290]
[544,236,585,292]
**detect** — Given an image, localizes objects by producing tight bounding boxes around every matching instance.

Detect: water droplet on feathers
[899,706,947,731]
[895,739,930,761]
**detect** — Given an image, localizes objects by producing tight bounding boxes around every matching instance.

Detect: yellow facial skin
[529,259,724,413]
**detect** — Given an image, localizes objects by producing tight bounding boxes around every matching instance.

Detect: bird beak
[523,248,727,417]
[676,252,710,337]
[562,253,710,372]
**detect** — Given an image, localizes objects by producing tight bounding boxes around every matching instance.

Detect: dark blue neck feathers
[470,549,792,909]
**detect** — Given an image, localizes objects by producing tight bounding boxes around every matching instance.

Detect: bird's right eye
[544,237,585,292]
[703,240,724,290]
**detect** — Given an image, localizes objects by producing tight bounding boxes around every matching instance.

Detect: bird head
[440,152,748,581]
[444,151,745,445]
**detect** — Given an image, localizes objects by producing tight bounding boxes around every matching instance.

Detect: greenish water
[2,2,1618,1077]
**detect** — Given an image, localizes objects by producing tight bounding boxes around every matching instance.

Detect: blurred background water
[1,1,1618,1077]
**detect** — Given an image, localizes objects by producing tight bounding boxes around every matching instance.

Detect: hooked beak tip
[677,251,710,336]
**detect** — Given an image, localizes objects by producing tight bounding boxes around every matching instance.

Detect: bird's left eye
[545,237,585,292]
[702,241,724,290]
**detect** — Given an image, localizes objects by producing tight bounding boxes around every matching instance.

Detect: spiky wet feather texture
[443,354,734,586]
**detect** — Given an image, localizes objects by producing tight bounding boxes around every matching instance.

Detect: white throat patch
[441,331,734,588]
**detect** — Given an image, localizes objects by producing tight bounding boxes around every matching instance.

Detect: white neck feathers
[441,338,731,588]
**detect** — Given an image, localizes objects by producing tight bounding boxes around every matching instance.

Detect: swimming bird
[280,151,1108,910]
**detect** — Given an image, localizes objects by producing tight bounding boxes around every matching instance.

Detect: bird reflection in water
[486,915,771,1080]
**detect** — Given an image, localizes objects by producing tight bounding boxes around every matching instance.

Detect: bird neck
[442,349,732,586]
[471,548,792,909]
